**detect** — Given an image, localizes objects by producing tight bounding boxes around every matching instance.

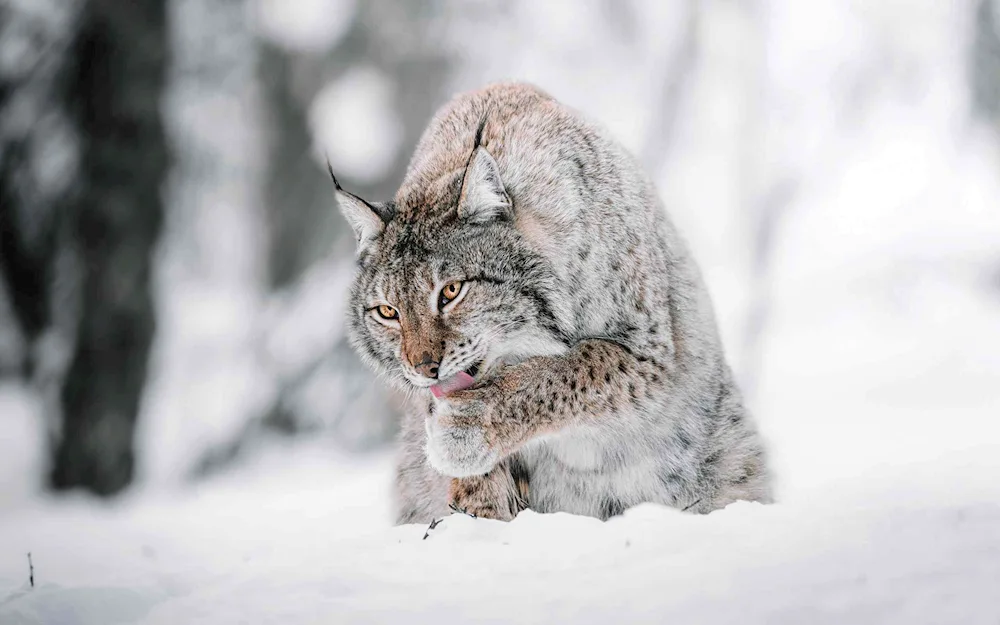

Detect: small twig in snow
[422,518,442,540]
[27,552,34,588]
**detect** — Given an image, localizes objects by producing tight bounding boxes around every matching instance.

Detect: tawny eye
[375,304,398,320]
[439,281,463,308]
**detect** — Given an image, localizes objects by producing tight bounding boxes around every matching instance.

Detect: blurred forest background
[1,0,999,504]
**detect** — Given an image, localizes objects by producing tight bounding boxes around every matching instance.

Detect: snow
[0,383,44,507]
[1,444,999,624]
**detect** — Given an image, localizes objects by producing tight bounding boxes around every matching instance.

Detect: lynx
[334,82,772,523]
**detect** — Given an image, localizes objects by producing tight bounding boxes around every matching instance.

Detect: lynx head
[333,134,566,394]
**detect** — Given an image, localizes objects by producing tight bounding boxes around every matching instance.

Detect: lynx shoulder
[334,82,772,523]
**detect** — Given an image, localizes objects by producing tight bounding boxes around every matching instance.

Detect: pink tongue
[430,371,476,398]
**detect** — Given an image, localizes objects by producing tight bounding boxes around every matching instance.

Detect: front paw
[449,465,527,521]
[425,396,500,478]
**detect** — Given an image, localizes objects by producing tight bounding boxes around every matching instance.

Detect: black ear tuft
[327,161,392,249]
[472,113,488,152]
[457,111,511,223]
[326,157,343,192]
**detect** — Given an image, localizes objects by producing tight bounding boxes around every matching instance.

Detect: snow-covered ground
[2,442,1000,624]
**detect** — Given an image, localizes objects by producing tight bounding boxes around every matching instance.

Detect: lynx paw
[449,469,526,522]
[425,398,500,478]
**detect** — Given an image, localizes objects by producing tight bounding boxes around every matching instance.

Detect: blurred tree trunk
[250,1,451,447]
[259,42,337,288]
[972,0,1000,292]
[738,0,793,399]
[259,1,452,290]
[640,0,699,174]
[0,3,77,379]
[50,0,169,495]
[971,0,1000,126]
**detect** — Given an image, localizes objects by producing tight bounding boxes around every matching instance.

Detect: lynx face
[335,139,566,393]
[346,214,563,392]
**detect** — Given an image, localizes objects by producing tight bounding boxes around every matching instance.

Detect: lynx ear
[328,162,392,248]
[458,146,511,223]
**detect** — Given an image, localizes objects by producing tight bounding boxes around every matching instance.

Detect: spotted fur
[336,82,772,523]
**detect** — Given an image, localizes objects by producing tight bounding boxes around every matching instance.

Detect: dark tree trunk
[0,2,77,378]
[50,0,169,495]
[259,0,452,290]
[971,0,1000,294]
[247,0,451,448]
[971,0,1000,124]
[259,42,343,289]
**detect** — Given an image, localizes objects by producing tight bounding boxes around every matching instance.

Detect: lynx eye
[439,281,464,309]
[375,304,398,320]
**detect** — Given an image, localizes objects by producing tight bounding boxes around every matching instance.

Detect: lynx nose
[413,352,440,379]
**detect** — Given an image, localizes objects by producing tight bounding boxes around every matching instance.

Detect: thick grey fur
[335,82,772,524]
